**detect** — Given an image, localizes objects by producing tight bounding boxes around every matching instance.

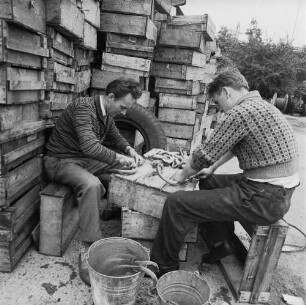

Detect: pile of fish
[145,149,188,169]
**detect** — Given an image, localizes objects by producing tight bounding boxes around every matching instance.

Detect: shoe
[100,207,121,221]
[201,240,235,264]
[78,241,91,286]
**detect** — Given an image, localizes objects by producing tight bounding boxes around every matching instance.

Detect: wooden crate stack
[92,0,157,108]
[0,0,47,272]
[151,14,218,152]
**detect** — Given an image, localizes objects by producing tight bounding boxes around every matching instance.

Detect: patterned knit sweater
[191,91,299,179]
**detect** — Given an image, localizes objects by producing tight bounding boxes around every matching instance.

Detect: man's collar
[94,95,107,121]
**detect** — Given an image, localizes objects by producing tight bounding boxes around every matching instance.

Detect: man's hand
[126,147,145,166]
[191,166,215,179]
[116,153,136,168]
[174,162,198,183]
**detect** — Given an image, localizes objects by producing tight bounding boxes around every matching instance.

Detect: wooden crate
[159,93,197,110]
[0,103,40,132]
[167,15,216,41]
[108,158,198,219]
[106,33,155,59]
[73,47,95,71]
[101,0,154,17]
[161,122,198,140]
[0,0,46,34]
[155,78,202,96]
[155,0,176,15]
[158,108,196,125]
[158,29,205,53]
[0,66,45,104]
[46,60,76,92]
[40,183,79,256]
[40,92,73,119]
[0,131,44,175]
[152,63,208,81]
[75,69,91,93]
[80,0,100,28]
[100,12,157,42]
[122,208,198,243]
[0,20,48,70]
[166,137,191,152]
[79,21,97,50]
[154,47,206,67]
[45,0,85,41]
[102,53,151,78]
[47,27,74,67]
[0,156,43,208]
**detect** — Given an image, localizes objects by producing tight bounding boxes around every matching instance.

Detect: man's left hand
[127,148,145,166]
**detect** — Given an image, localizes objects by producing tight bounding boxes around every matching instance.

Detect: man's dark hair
[106,78,142,100]
[208,68,249,96]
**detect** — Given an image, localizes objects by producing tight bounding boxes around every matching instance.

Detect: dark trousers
[151,174,295,269]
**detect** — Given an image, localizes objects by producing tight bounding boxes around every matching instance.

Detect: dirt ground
[0,115,305,305]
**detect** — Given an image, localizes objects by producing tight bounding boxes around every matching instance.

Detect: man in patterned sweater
[44,78,143,284]
[151,68,299,277]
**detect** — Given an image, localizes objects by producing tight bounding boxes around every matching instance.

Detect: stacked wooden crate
[92,0,157,107]
[151,14,217,152]
[0,0,47,272]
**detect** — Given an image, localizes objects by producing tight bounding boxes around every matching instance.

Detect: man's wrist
[125,146,133,154]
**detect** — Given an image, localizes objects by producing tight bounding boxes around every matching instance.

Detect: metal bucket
[86,237,150,305]
[157,270,211,305]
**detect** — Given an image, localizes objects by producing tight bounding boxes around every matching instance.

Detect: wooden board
[121,208,198,243]
[45,0,84,41]
[80,0,100,28]
[158,108,196,125]
[101,64,149,78]
[158,29,205,53]
[159,93,197,110]
[108,160,198,219]
[171,0,186,6]
[155,78,202,96]
[91,69,140,89]
[0,0,46,34]
[0,20,48,69]
[154,47,206,67]
[47,27,74,67]
[75,69,91,93]
[161,122,195,140]
[166,137,191,152]
[0,156,43,207]
[155,0,176,15]
[152,63,208,81]
[40,183,79,256]
[0,66,45,105]
[46,60,75,92]
[100,12,157,42]
[167,14,216,41]
[40,92,73,118]
[79,21,97,50]
[101,0,153,17]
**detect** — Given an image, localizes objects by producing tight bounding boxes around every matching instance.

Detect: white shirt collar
[100,95,106,116]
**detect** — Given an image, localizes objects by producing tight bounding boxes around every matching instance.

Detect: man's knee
[79,176,105,196]
[164,191,185,211]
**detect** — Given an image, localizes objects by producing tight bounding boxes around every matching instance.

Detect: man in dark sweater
[44,78,143,284]
[151,68,299,277]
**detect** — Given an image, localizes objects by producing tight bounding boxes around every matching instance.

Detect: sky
[181,0,306,47]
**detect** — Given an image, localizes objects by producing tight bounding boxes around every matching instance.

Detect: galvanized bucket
[157,270,211,305]
[86,237,150,305]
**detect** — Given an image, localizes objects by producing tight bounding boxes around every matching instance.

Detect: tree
[217,19,306,98]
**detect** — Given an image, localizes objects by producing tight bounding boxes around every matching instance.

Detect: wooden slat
[101,64,149,78]
[8,81,46,91]
[158,108,196,125]
[161,122,195,140]
[166,137,191,152]
[155,78,202,96]
[159,94,197,110]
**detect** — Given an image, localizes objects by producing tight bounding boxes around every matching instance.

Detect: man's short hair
[208,68,249,96]
[106,78,142,100]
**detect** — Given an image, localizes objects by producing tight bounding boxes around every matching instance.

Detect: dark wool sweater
[191,91,299,179]
[46,96,129,163]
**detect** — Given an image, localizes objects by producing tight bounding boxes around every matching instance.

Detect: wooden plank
[91,69,140,90]
[155,78,202,96]
[158,108,196,125]
[154,47,206,67]
[162,122,195,139]
[75,70,91,93]
[8,81,46,91]
[45,0,84,41]
[166,137,191,152]
[101,64,149,78]
[0,104,40,131]
[167,14,216,41]
[0,0,46,34]
[102,53,151,72]
[100,12,157,42]
[121,208,198,242]
[171,0,186,6]
[0,21,49,69]
[79,21,97,50]
[101,0,153,17]
[81,0,100,28]
[152,63,207,81]
[155,0,176,15]
[159,29,205,52]
[159,93,197,110]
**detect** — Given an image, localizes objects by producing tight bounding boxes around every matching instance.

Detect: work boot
[201,240,235,264]
[78,241,91,286]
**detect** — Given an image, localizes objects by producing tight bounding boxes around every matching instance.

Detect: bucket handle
[194,271,212,305]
